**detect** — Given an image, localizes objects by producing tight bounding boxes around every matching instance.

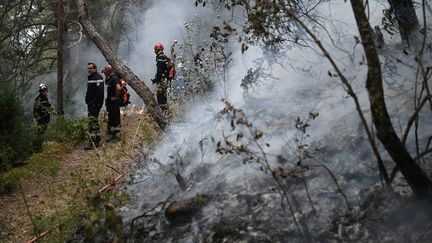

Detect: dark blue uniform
[154,51,169,110]
[33,95,52,129]
[105,74,121,137]
[85,72,104,144]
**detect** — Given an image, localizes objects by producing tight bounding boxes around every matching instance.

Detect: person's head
[154,42,164,54]
[102,65,115,77]
[38,84,48,96]
[87,63,97,75]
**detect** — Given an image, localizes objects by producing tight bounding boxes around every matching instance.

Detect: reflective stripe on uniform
[88,79,104,83]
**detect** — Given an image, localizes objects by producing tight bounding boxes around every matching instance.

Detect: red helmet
[154,42,164,52]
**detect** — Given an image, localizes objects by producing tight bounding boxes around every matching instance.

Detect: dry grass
[0,112,160,242]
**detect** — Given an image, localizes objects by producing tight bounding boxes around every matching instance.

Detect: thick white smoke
[124,0,391,178]
[118,1,431,241]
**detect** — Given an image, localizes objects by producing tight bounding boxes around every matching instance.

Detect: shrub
[43,118,87,144]
[0,172,18,194]
[0,87,35,171]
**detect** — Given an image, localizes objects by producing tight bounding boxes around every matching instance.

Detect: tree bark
[350,0,432,197]
[387,0,419,46]
[57,0,65,116]
[76,0,167,130]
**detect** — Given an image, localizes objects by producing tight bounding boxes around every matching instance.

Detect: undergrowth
[0,112,160,242]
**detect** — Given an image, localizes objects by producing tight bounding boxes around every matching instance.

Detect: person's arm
[114,83,122,100]
[46,100,53,112]
[109,77,122,101]
[33,99,42,120]
[85,79,91,105]
[33,103,39,120]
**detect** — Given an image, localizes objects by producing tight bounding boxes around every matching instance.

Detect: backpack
[166,58,176,81]
[119,78,131,107]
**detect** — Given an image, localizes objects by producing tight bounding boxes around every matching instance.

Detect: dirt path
[0,111,159,242]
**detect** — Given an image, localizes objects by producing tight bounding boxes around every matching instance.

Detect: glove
[151,79,157,84]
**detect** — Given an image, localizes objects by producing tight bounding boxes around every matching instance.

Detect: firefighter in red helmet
[151,42,169,111]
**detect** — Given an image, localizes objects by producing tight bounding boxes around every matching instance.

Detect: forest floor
[0,109,160,243]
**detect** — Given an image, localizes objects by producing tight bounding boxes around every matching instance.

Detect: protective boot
[106,126,121,143]
[84,140,99,150]
[84,135,100,150]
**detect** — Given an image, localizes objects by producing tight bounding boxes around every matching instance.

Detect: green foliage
[0,172,18,195]
[0,144,66,194]
[170,19,233,102]
[382,7,398,36]
[0,1,57,87]
[0,89,86,193]
[43,118,87,144]
[0,87,36,172]
[140,117,160,144]
[83,196,123,241]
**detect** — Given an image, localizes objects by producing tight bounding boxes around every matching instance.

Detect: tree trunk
[57,0,65,116]
[387,0,419,46]
[350,0,432,197]
[76,0,167,130]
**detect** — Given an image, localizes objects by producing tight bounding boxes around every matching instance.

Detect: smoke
[125,1,218,100]
[60,0,230,116]
[120,0,425,237]
[42,0,429,240]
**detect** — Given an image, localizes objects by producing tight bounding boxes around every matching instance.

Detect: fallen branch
[130,119,143,154]
[130,193,175,232]
[18,181,37,237]
[26,224,61,243]
[86,131,100,156]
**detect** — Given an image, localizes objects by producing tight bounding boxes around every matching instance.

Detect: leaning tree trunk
[387,0,419,46]
[350,0,432,197]
[57,0,65,116]
[76,0,167,130]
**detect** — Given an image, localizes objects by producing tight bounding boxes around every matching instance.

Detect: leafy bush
[169,20,233,102]
[0,85,86,178]
[43,118,87,144]
[0,87,36,171]
[0,172,18,194]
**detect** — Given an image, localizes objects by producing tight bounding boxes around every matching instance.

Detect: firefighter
[33,84,52,132]
[103,65,122,142]
[151,42,169,111]
[84,63,104,150]
[374,25,385,49]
